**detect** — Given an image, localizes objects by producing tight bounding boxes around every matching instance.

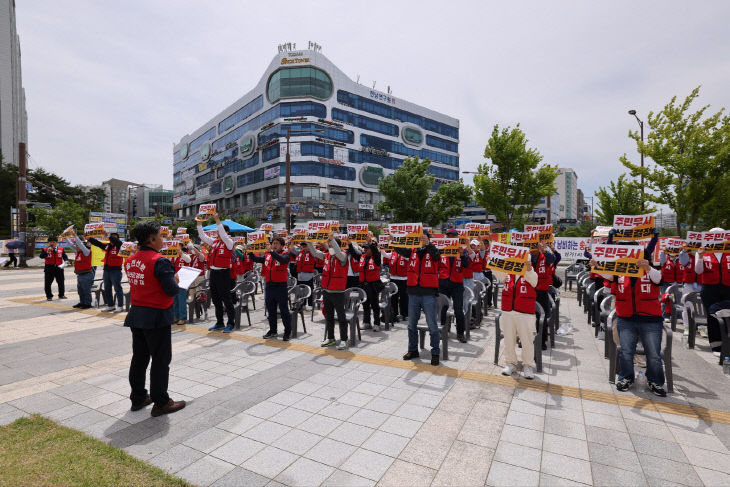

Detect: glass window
[402,127,423,146]
[218,95,264,134]
[331,108,399,137]
[258,122,353,146]
[189,126,217,152]
[426,134,458,153]
[361,134,459,167]
[267,67,333,103]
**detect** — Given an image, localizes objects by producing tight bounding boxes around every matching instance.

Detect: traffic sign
[291,205,299,211]
[267,215,272,221]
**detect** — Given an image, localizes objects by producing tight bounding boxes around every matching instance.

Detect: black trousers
[210,269,235,325]
[347,275,360,289]
[536,290,552,346]
[3,254,17,267]
[361,281,381,327]
[323,291,348,341]
[439,281,465,334]
[391,279,409,319]
[702,284,730,352]
[129,326,171,407]
[484,271,493,307]
[265,284,291,335]
[44,265,65,299]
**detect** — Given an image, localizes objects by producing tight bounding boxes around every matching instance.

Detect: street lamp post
[628,109,645,212]
[285,128,325,231]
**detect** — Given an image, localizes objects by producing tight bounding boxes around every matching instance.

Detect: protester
[306,233,349,349]
[469,239,485,283]
[251,237,291,340]
[397,231,441,365]
[124,220,186,417]
[40,236,68,301]
[359,239,383,331]
[694,228,730,357]
[70,230,94,309]
[532,241,556,350]
[346,241,363,289]
[481,239,494,307]
[197,213,236,332]
[296,241,316,306]
[88,229,125,312]
[438,228,469,343]
[462,239,476,293]
[169,246,191,325]
[494,261,538,379]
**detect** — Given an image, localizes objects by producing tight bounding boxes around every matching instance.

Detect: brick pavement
[2,266,730,486]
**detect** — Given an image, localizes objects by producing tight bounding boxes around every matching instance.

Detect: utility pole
[17,143,29,267]
[285,132,291,232]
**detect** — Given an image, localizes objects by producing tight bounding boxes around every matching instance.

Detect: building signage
[334,147,348,163]
[370,90,396,105]
[280,142,301,161]
[223,176,235,194]
[281,57,310,65]
[359,165,384,188]
[318,157,345,166]
[264,166,281,180]
[358,203,374,210]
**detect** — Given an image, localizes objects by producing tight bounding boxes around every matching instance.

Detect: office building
[172,43,460,223]
[0,0,28,167]
[531,193,561,224]
[102,178,139,215]
[134,185,174,218]
[556,168,579,220]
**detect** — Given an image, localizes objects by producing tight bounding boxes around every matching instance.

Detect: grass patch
[0,414,191,487]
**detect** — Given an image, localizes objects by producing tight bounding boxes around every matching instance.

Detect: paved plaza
[2,266,730,486]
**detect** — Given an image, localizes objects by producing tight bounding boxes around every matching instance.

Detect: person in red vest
[70,229,94,309]
[170,245,191,325]
[40,236,68,301]
[346,241,364,289]
[88,229,124,312]
[438,229,469,343]
[306,234,349,349]
[250,236,292,340]
[532,241,557,350]
[382,246,409,323]
[359,240,383,331]
[296,241,316,307]
[396,231,442,365]
[494,261,538,379]
[659,251,678,318]
[694,228,730,357]
[197,213,236,333]
[481,239,494,308]
[124,220,186,417]
[594,241,667,396]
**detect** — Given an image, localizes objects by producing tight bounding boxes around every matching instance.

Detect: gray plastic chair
[288,284,311,338]
[683,291,707,349]
[665,283,683,331]
[345,287,366,347]
[565,263,585,291]
[379,282,398,330]
[462,286,475,341]
[233,280,256,329]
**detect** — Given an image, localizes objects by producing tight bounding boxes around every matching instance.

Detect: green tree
[620,87,730,235]
[29,199,88,238]
[236,215,256,229]
[0,158,17,238]
[473,124,558,229]
[594,174,654,225]
[556,221,594,237]
[377,157,473,226]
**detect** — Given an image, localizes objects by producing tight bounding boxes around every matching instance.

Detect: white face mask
[328,248,336,255]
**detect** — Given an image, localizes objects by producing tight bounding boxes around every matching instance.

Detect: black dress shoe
[151,399,186,417]
[263,331,277,339]
[58,296,68,299]
[403,350,419,360]
[457,333,467,343]
[130,395,152,411]
[79,304,92,309]
[282,334,290,342]
[73,303,83,308]
[431,355,440,366]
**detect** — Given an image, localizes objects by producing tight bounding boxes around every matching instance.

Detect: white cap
[470,239,480,246]
[709,227,725,232]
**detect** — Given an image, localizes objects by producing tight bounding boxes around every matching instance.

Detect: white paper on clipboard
[176,266,202,290]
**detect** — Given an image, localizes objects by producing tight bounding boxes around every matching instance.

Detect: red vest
[677,254,696,284]
[126,250,174,309]
[661,258,676,283]
[263,252,288,283]
[44,246,64,266]
[470,252,484,273]
[322,255,348,291]
[349,255,361,273]
[74,249,92,271]
[170,256,185,273]
[315,257,325,269]
[612,274,662,318]
[359,255,380,282]
[240,253,254,273]
[231,254,245,279]
[407,249,439,288]
[535,252,552,291]
[390,252,408,277]
[297,251,315,273]
[462,254,474,279]
[699,253,730,286]
[191,254,206,271]
[210,240,232,269]
[501,274,537,314]
[104,244,124,267]
[438,255,464,283]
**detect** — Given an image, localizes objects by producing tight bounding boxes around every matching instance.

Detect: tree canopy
[377,157,473,226]
[473,124,558,229]
[594,174,655,226]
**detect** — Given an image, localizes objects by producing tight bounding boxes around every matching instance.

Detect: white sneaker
[522,365,535,380]
[372,324,380,332]
[336,340,349,350]
[713,351,721,358]
[103,306,116,312]
[501,364,516,376]
[114,306,124,313]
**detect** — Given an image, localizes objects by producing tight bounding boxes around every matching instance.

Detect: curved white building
[173,45,459,223]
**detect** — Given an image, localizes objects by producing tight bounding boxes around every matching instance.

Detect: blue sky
[16,0,730,209]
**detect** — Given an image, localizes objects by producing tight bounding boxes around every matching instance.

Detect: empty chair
[593,286,611,334]
[565,263,585,291]
[379,281,398,330]
[711,308,730,366]
[420,294,451,361]
[288,284,312,338]
[462,286,475,341]
[683,291,707,349]
[287,276,297,291]
[232,281,256,329]
[345,287,367,347]
[311,287,324,321]
[473,280,487,326]
[665,283,683,331]
[583,282,596,317]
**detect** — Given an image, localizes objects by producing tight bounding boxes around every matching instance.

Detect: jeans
[407,294,440,356]
[439,281,465,334]
[173,288,187,320]
[104,268,124,307]
[129,325,172,408]
[617,317,665,386]
[76,271,94,306]
[265,284,291,336]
